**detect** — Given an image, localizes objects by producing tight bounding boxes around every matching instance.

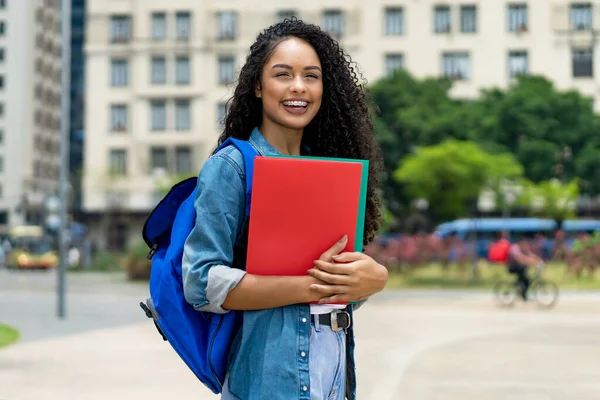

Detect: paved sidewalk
[2,295,600,400]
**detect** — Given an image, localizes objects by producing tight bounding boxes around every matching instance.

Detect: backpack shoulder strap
[216,138,258,216]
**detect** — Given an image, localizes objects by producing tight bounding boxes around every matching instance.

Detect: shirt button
[302,318,307,323]
[301,351,306,357]
[303,386,308,391]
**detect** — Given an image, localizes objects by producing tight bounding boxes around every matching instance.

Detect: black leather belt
[311,310,352,332]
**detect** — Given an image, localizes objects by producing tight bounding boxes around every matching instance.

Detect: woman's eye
[275,72,290,77]
[306,74,319,79]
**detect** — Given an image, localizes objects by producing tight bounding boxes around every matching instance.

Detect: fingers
[312,260,352,275]
[317,294,347,304]
[308,268,349,285]
[319,235,348,261]
[332,252,365,263]
[310,284,348,295]
[310,283,367,304]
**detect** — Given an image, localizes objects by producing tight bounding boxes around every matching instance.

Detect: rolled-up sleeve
[181,153,247,314]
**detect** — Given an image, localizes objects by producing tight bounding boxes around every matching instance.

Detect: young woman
[182,18,388,400]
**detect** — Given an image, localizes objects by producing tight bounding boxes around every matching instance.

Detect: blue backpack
[139,138,257,394]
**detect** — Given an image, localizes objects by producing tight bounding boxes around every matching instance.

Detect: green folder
[269,155,369,252]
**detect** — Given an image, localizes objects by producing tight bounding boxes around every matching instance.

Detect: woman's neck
[259,121,303,156]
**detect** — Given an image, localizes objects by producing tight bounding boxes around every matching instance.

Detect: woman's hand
[307,251,388,304]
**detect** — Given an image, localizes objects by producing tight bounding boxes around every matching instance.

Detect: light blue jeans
[308,317,347,399]
[222,318,346,400]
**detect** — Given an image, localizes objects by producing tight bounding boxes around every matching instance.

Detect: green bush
[128,239,151,261]
[90,251,122,272]
[124,240,152,281]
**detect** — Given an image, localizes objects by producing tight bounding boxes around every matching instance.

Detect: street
[1,270,600,399]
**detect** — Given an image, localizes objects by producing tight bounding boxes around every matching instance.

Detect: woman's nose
[290,76,306,93]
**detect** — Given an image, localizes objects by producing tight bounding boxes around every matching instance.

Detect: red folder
[246,156,363,281]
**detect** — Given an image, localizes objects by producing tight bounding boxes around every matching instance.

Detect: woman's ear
[255,82,262,98]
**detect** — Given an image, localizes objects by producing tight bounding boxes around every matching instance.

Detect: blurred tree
[474,76,598,187]
[516,178,580,221]
[393,140,523,222]
[516,139,559,182]
[574,142,600,194]
[370,71,600,224]
[370,71,469,217]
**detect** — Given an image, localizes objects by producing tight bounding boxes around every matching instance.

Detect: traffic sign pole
[58,0,72,319]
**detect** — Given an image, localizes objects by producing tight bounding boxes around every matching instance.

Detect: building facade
[84,0,600,250]
[0,0,62,229]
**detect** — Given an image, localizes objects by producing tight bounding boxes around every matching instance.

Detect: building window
[385,54,404,77]
[110,15,131,43]
[434,5,451,33]
[175,56,190,85]
[0,156,3,173]
[216,11,237,40]
[573,48,593,77]
[0,129,3,144]
[0,21,5,36]
[0,76,4,89]
[110,104,128,132]
[175,146,193,174]
[151,12,167,41]
[151,56,167,84]
[0,48,4,62]
[175,99,191,131]
[460,5,477,33]
[508,4,528,32]
[217,102,228,126]
[218,56,235,85]
[508,51,528,77]
[0,103,3,116]
[570,3,592,31]
[151,100,167,131]
[150,147,168,172]
[277,10,296,21]
[384,7,404,36]
[175,11,191,40]
[323,10,344,37]
[109,149,127,175]
[110,59,128,86]
[442,52,470,80]
[0,1,5,9]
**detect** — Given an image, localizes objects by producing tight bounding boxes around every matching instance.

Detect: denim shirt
[182,128,359,400]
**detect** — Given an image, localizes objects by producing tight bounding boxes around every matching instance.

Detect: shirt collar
[248,127,281,156]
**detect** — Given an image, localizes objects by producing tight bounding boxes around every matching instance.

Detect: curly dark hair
[217,17,383,245]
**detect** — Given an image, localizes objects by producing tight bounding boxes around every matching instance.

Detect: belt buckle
[330,310,351,332]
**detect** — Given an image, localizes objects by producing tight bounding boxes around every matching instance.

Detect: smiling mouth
[282,100,308,108]
[282,100,309,115]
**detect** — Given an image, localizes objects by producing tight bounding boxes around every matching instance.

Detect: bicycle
[493,264,559,308]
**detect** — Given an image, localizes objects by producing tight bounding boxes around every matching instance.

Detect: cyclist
[507,236,544,301]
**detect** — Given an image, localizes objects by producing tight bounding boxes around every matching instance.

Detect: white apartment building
[0,0,62,230]
[84,0,599,250]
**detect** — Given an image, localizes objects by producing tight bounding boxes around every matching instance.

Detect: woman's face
[256,37,323,132]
